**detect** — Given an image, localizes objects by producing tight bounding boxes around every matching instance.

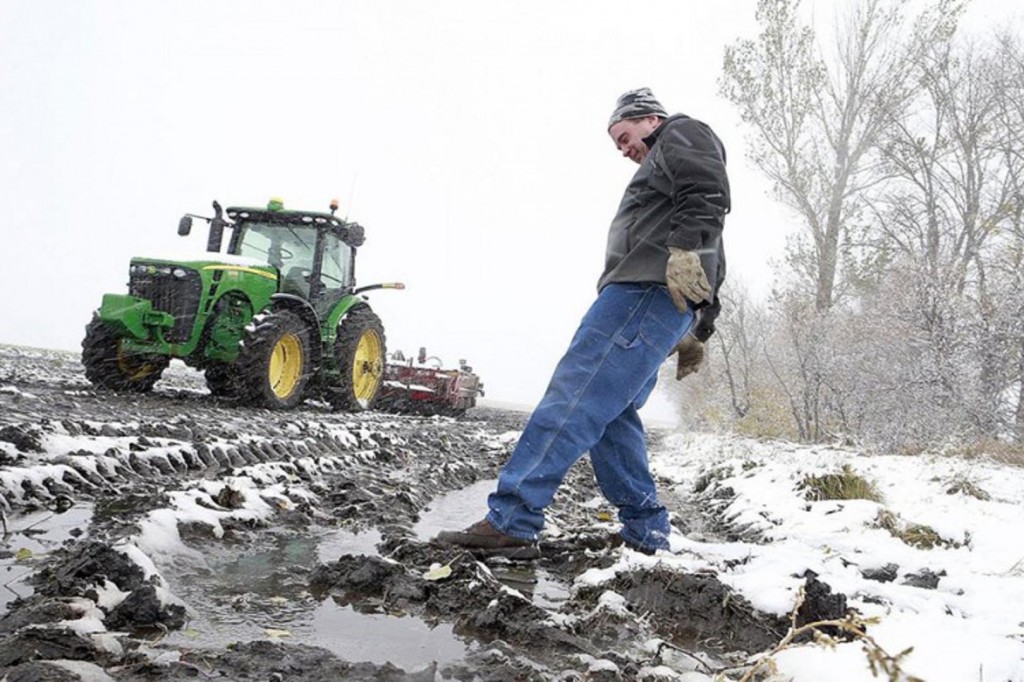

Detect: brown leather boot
[435,519,540,559]
[607,533,657,555]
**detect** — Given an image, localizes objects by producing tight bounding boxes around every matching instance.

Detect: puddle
[160,528,468,669]
[317,528,382,563]
[412,479,497,541]
[310,598,467,669]
[0,504,93,613]
[488,563,569,610]
[413,479,570,610]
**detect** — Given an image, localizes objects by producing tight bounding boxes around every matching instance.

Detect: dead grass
[874,510,961,550]
[693,465,734,494]
[946,438,1024,468]
[798,465,883,503]
[944,473,991,501]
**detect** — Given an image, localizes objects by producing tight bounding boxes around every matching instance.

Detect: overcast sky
[1,0,1019,407]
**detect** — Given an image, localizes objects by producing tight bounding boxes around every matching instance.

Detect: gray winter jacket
[597,114,729,341]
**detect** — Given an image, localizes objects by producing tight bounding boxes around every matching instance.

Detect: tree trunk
[1017,338,1024,442]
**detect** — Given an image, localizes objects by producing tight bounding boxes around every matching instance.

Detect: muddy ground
[0,345,845,681]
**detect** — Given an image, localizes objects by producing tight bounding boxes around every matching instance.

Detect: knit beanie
[607,87,668,129]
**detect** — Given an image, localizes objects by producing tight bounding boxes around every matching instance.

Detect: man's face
[609,116,661,164]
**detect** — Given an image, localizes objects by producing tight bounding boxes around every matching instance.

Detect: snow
[91,580,130,612]
[0,385,38,400]
[48,660,117,682]
[0,462,89,504]
[577,654,620,674]
[595,590,631,617]
[7,386,1023,678]
[114,540,163,583]
[632,431,1024,681]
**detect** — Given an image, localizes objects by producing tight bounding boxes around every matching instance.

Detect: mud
[0,344,852,680]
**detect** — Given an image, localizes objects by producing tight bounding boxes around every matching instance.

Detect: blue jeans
[486,283,694,551]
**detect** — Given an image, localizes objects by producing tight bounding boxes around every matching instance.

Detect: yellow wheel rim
[352,329,383,402]
[269,333,304,399]
[116,343,158,381]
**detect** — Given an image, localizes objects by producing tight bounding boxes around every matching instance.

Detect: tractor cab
[179,198,366,315]
[223,202,364,316]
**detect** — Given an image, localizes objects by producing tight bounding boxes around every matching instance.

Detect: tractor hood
[101,252,280,347]
[129,253,278,282]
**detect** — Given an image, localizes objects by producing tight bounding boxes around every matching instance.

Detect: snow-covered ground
[601,432,1024,681]
[3,342,1023,679]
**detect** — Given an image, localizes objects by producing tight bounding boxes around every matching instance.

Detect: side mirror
[178,216,193,236]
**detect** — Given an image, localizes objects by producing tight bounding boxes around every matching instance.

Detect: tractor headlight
[158,267,172,276]
[172,268,187,278]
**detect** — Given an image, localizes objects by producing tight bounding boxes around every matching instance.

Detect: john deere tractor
[81,198,401,410]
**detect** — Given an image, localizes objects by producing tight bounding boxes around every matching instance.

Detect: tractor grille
[129,265,202,343]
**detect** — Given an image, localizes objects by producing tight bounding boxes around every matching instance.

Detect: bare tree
[721,0,963,312]
[704,1,1024,449]
[868,29,1024,438]
[990,32,1024,440]
[712,288,765,420]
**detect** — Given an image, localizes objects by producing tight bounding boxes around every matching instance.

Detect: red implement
[378,347,484,417]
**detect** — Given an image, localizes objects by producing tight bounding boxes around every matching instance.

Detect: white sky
[1,0,1019,406]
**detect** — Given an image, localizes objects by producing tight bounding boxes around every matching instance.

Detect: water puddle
[310,598,466,669]
[154,476,582,668]
[488,563,569,610]
[317,527,382,563]
[412,479,497,540]
[413,479,570,609]
[159,528,468,669]
[0,504,93,613]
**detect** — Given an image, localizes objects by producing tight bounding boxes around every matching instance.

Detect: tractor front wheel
[204,363,238,398]
[81,316,168,392]
[331,307,386,411]
[235,310,312,409]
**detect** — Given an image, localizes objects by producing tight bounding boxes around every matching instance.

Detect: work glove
[673,335,705,380]
[665,248,712,312]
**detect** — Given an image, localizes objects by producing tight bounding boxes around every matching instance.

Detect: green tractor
[81,198,402,410]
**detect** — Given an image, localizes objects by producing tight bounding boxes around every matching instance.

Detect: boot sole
[466,545,541,560]
[436,538,540,560]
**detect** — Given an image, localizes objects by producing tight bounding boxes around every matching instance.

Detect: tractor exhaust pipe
[177,200,229,253]
[207,201,226,253]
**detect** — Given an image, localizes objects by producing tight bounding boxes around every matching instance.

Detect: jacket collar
[642,113,688,148]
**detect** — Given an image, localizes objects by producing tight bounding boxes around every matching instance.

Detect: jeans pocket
[612,288,657,349]
[638,288,692,352]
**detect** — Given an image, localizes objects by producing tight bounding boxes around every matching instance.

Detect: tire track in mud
[0,345,843,681]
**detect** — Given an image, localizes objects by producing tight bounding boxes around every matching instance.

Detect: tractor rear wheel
[235,310,312,409]
[81,316,168,392]
[331,307,386,411]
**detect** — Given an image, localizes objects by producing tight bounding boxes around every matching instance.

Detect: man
[437,88,729,557]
